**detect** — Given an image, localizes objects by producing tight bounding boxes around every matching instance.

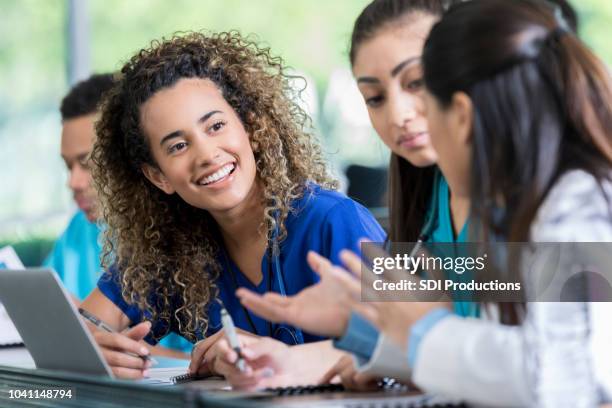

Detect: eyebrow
[356,56,421,84]
[61,152,90,163]
[159,110,222,146]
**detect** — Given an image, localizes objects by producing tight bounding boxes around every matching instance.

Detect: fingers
[93,325,152,380]
[236,289,289,323]
[319,355,351,384]
[208,338,241,373]
[103,348,152,370]
[339,249,365,278]
[189,330,224,374]
[352,372,380,392]
[124,321,153,341]
[337,357,359,390]
[94,330,150,358]
[306,251,335,278]
[357,240,422,296]
[324,354,378,392]
[340,249,386,301]
[309,250,361,300]
[112,365,148,380]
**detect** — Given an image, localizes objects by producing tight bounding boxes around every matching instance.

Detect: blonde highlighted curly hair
[91,31,337,342]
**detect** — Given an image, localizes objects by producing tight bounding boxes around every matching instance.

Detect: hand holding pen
[79,308,157,379]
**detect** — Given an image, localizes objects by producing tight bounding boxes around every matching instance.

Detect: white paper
[0,246,24,270]
[0,246,25,346]
[140,367,189,386]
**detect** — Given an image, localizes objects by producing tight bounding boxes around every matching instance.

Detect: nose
[68,164,90,192]
[388,91,417,129]
[192,134,220,167]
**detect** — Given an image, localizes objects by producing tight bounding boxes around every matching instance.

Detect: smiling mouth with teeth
[198,163,236,186]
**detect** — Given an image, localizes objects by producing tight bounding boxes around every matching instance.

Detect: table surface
[0,346,463,408]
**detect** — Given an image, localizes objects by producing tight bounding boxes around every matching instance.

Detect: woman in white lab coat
[237,0,612,405]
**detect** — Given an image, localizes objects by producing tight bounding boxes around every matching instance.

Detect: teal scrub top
[426,171,479,317]
[44,210,192,352]
[44,210,102,301]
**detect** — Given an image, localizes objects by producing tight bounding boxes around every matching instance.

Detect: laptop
[0,268,113,377]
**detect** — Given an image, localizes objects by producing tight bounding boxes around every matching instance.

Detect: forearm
[81,288,131,331]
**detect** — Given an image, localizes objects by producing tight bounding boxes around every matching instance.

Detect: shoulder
[295,184,357,212]
[49,211,88,246]
[291,184,380,228]
[283,184,385,263]
[531,170,612,242]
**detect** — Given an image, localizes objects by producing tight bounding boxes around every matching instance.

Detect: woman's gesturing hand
[236,251,359,338]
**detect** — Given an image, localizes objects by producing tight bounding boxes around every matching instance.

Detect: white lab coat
[361,171,612,407]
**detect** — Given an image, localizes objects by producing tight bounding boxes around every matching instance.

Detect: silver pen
[79,308,158,365]
[220,307,247,372]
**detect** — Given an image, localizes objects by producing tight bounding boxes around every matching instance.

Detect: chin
[187,189,250,213]
[84,210,98,223]
[402,152,437,168]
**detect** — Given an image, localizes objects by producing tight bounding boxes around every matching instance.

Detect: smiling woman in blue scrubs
[79,31,385,382]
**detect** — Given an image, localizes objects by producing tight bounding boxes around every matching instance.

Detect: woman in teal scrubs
[229,0,477,390]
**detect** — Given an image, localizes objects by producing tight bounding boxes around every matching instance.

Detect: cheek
[413,93,427,117]
[234,133,257,175]
[368,109,394,148]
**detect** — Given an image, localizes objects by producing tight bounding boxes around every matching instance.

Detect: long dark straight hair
[423,0,612,322]
[424,0,612,243]
[350,0,451,242]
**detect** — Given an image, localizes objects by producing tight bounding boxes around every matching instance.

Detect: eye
[79,158,90,170]
[365,95,385,108]
[208,120,226,133]
[168,142,188,154]
[404,78,424,92]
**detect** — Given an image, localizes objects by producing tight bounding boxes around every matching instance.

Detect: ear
[142,164,175,195]
[450,91,474,145]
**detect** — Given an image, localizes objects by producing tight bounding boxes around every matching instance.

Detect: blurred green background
[0,0,610,264]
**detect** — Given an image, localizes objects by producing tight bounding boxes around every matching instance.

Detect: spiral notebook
[0,246,25,347]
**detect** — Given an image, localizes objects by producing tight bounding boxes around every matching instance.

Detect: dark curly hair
[60,73,115,120]
[91,31,337,342]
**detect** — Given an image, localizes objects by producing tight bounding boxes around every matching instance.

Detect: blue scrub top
[97,184,386,345]
[44,210,192,352]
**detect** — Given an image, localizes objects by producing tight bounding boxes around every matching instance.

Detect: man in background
[44,74,113,301]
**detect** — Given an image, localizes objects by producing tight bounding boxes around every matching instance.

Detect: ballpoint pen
[78,308,158,365]
[220,306,247,372]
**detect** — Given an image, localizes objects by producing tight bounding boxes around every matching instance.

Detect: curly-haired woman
[80,31,385,382]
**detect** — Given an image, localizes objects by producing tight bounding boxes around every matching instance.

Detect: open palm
[236,251,359,338]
